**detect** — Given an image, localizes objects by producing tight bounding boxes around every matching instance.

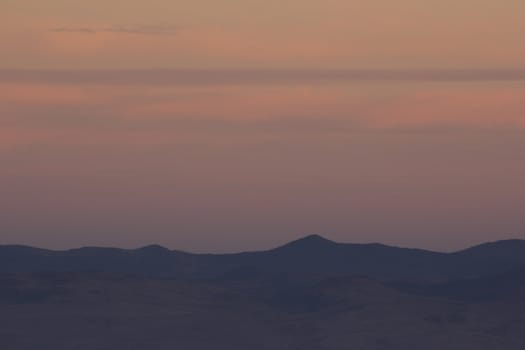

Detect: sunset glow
[1,0,524,252]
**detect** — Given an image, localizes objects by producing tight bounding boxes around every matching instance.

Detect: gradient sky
[1,0,525,252]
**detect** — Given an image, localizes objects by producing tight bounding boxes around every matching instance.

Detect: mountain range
[3,235,525,282]
[2,235,525,349]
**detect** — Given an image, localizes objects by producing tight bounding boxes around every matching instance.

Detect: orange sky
[3,0,525,69]
[1,0,525,251]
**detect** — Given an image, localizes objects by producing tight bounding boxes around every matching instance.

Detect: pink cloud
[2,80,524,154]
[0,83,103,106]
[365,88,525,130]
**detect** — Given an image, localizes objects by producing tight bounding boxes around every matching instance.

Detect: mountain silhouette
[2,236,525,282]
[274,234,338,250]
[3,236,525,349]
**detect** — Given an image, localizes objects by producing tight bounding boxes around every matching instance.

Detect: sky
[1,0,525,252]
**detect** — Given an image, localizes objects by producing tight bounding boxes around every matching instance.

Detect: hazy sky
[1,0,524,252]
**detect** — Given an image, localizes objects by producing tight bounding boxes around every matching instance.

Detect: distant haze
[1,0,524,252]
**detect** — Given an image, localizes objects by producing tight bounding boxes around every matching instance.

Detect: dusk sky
[1,0,525,252]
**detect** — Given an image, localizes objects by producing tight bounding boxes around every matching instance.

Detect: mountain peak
[276,234,337,251]
[298,234,334,243]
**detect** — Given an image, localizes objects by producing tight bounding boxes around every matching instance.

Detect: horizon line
[1,235,523,255]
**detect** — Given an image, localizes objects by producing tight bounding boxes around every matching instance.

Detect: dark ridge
[0,245,52,254]
[2,237,525,282]
[2,237,524,255]
[454,239,525,255]
[273,234,338,250]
